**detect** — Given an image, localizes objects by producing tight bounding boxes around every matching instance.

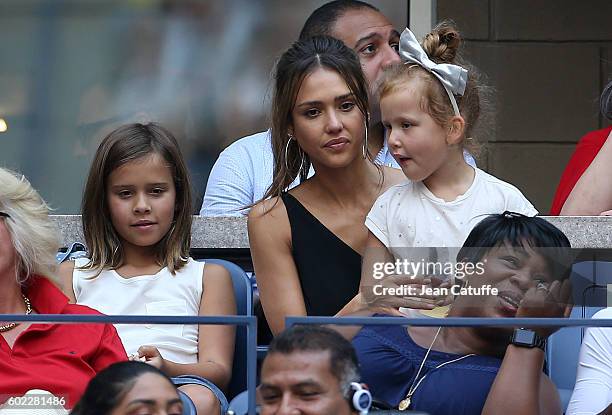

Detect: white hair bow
[399,28,468,116]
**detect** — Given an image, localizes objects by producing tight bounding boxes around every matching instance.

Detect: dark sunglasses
[0,212,10,218]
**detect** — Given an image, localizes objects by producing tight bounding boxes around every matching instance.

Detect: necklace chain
[398,327,475,411]
[0,294,32,333]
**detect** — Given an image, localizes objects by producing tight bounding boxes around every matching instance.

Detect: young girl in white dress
[60,123,235,414]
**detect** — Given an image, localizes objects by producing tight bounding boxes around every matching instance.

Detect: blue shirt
[200,130,399,216]
[353,321,501,415]
[200,129,476,216]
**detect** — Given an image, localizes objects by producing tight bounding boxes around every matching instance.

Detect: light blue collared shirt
[200,129,474,216]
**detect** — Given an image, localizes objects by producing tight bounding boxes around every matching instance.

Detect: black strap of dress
[280,192,362,316]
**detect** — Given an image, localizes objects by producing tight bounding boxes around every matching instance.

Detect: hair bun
[422,21,462,64]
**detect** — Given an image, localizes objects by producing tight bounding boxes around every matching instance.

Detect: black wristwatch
[511,328,546,351]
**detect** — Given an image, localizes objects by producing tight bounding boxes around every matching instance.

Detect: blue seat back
[201,258,253,401]
[228,390,251,415]
[178,389,197,415]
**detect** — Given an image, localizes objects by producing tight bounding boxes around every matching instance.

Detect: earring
[285,133,305,176]
[362,116,369,159]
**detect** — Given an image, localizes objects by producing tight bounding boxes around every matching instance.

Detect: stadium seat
[200,258,253,400]
[178,389,197,415]
[228,390,250,415]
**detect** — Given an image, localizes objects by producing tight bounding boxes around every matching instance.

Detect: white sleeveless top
[72,257,204,364]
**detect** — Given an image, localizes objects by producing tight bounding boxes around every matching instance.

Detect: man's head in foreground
[258,325,370,415]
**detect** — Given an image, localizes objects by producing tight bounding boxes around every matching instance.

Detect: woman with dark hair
[0,167,126,409]
[352,213,573,415]
[248,35,405,337]
[72,361,183,415]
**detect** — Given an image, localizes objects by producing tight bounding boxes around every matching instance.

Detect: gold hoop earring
[285,133,305,176]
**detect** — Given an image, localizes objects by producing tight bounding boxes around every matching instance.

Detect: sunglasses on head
[0,212,10,218]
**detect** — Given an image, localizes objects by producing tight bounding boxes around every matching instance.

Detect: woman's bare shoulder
[248,196,285,221]
[247,196,291,241]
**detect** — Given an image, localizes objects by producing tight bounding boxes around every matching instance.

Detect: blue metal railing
[6,313,612,415]
[285,316,612,328]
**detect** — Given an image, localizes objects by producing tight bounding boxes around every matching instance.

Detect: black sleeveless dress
[281,192,362,315]
[256,192,362,343]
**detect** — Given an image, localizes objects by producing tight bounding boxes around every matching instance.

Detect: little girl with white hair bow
[360,21,538,316]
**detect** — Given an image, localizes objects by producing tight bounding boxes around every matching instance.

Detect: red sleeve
[549,127,612,215]
[90,323,128,372]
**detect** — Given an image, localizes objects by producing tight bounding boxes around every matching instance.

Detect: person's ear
[446,116,466,146]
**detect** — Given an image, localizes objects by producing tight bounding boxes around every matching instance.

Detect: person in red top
[0,167,126,409]
[550,80,612,215]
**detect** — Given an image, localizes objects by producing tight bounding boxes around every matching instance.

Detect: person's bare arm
[360,230,441,310]
[483,280,572,415]
[138,264,236,390]
[248,198,308,335]
[58,261,76,303]
[561,130,612,215]
[482,346,562,415]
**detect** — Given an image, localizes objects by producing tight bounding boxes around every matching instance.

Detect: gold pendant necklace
[0,294,32,333]
[398,327,475,411]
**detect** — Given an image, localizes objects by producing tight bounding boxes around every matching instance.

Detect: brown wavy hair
[80,123,192,276]
[261,35,373,204]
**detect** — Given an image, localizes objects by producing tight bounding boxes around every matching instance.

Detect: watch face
[514,329,536,345]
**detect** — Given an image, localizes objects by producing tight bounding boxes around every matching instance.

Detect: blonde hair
[0,168,60,285]
[378,21,487,156]
[81,123,192,276]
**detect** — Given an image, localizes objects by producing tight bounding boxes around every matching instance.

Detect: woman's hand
[135,345,167,372]
[515,279,573,338]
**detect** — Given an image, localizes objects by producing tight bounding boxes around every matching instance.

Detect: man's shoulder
[221,130,271,156]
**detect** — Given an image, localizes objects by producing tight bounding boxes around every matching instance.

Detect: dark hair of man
[71,361,177,415]
[299,0,379,41]
[457,212,573,280]
[268,326,359,394]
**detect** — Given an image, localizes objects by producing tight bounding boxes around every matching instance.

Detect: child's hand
[128,352,146,362]
[136,345,167,372]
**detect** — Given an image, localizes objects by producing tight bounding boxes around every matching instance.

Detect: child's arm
[138,263,236,390]
[58,261,77,303]
[247,198,308,335]
[359,231,439,311]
